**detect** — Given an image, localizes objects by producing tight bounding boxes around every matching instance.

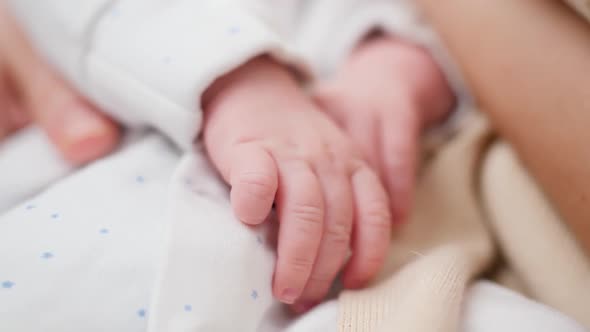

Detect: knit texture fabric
[338,114,590,331]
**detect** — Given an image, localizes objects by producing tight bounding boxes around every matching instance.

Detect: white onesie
[0,1,586,331]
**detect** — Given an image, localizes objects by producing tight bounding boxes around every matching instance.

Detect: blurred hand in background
[0,3,120,165]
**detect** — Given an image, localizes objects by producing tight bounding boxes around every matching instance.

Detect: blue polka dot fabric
[0,136,177,331]
[0,136,301,331]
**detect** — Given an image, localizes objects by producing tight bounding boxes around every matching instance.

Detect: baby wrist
[202,55,302,116]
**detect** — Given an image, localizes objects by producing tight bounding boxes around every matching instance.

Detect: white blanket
[0,128,586,332]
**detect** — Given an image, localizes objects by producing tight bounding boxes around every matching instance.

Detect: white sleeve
[7,0,306,150]
[296,0,473,141]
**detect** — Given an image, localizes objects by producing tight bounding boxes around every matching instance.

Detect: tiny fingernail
[280,288,299,304]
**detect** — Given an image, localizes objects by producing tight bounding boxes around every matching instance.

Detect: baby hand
[202,56,392,311]
[314,35,455,224]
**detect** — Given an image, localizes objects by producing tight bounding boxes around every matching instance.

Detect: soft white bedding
[0,128,586,332]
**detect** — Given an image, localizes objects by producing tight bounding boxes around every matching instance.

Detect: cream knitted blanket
[337,115,590,331]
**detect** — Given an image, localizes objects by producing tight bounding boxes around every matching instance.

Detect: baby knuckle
[332,160,350,175]
[303,148,327,164]
[308,273,335,287]
[317,147,353,175]
[321,141,339,161]
[324,223,351,247]
[347,158,368,176]
[236,171,276,200]
[364,202,391,230]
[286,255,315,274]
[327,151,352,173]
[328,141,357,162]
[291,203,324,227]
[281,158,313,173]
[293,140,328,162]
